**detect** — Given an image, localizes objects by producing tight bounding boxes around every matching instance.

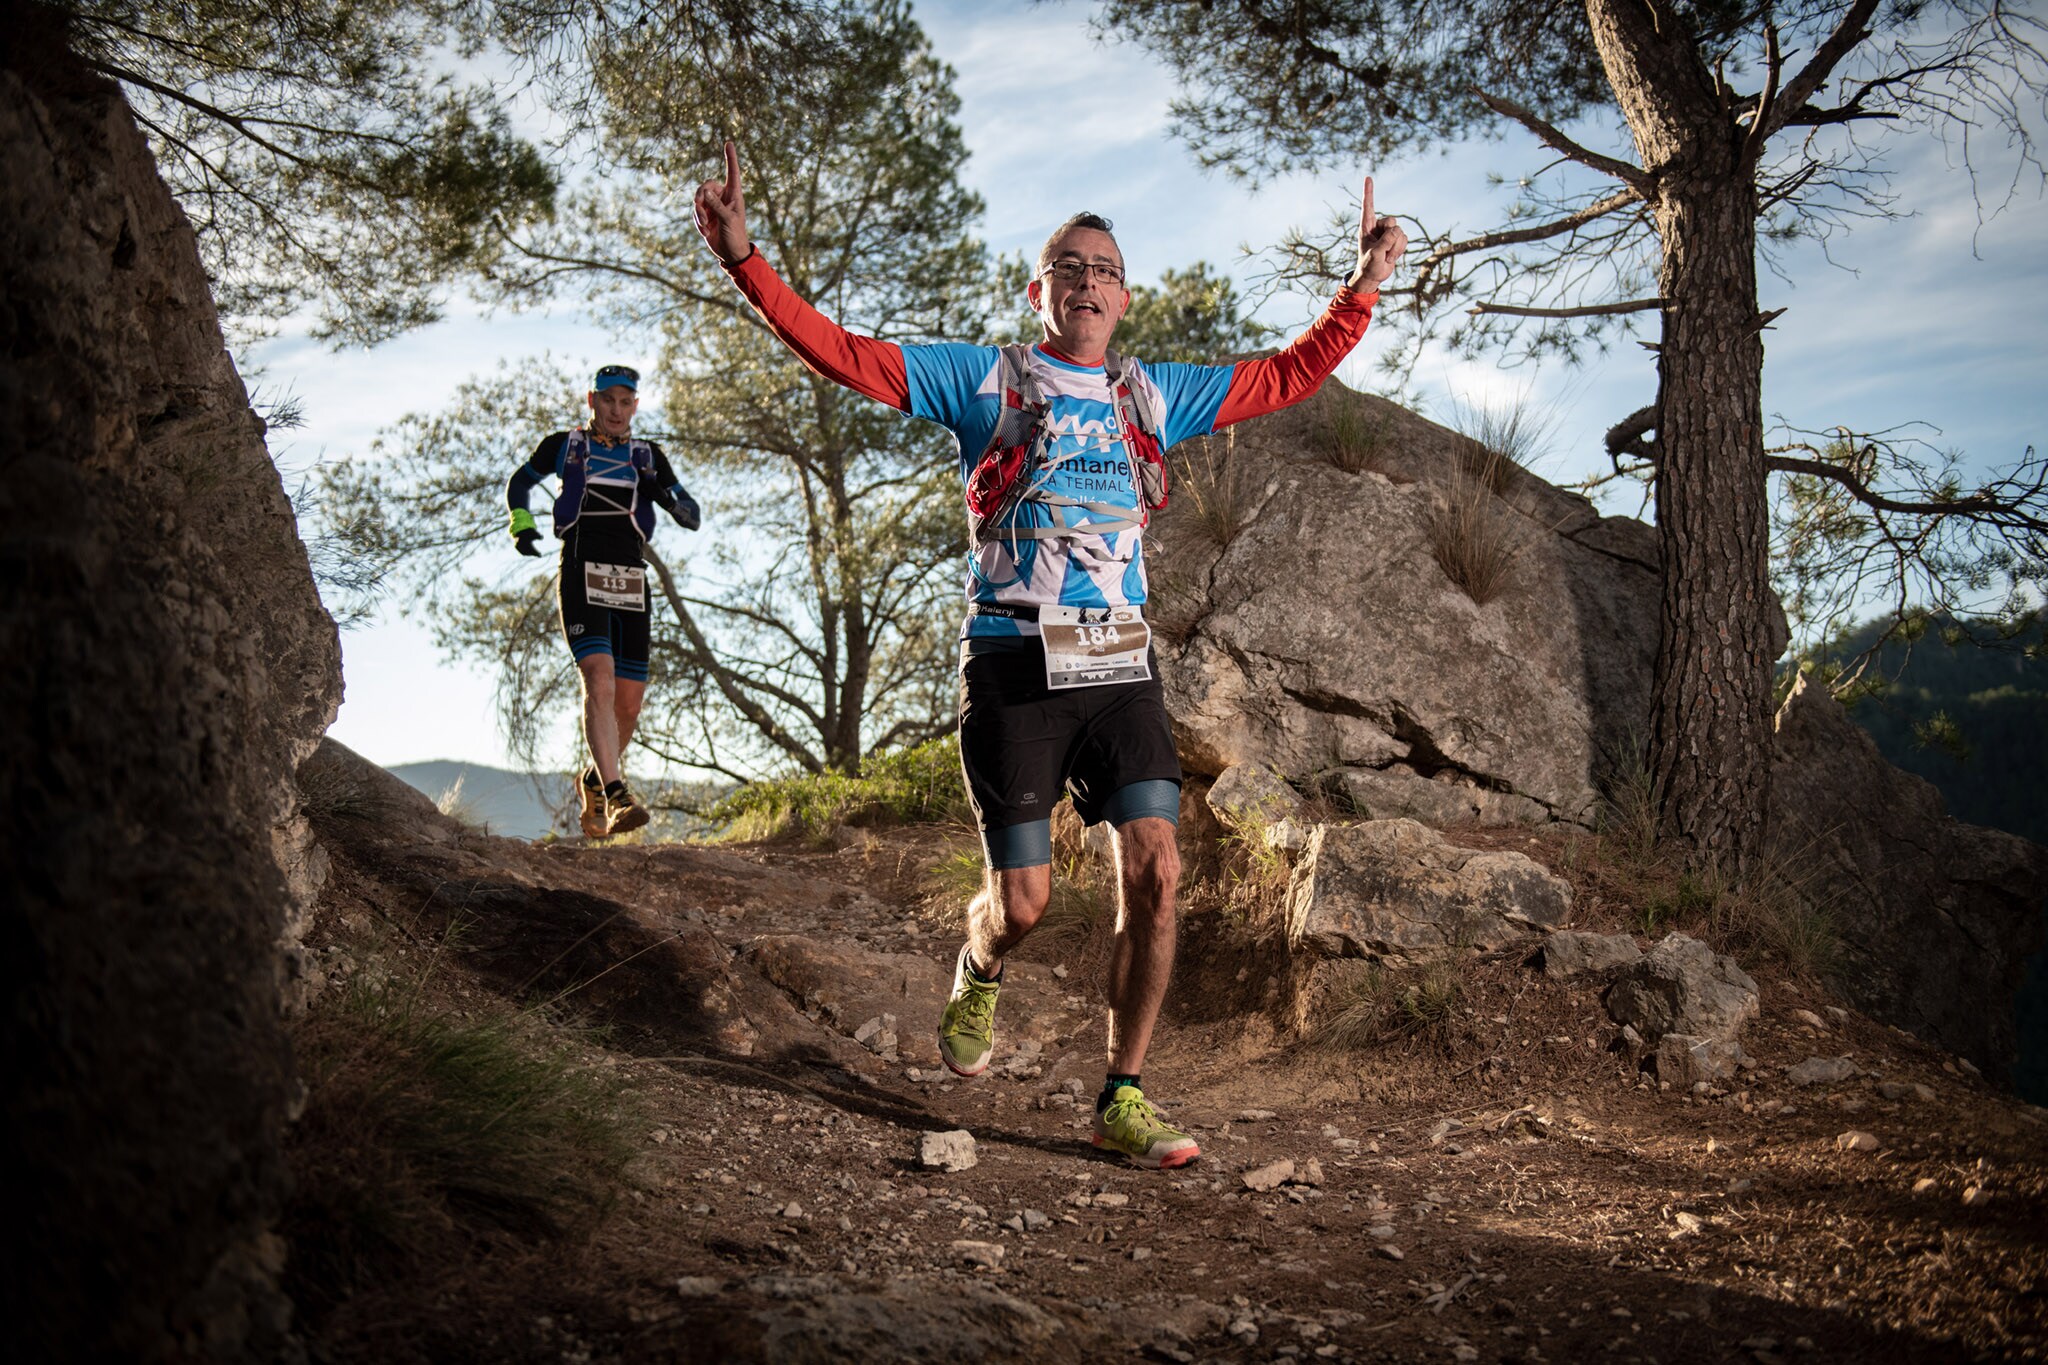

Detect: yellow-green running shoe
[1092,1085,1201,1169]
[937,944,999,1077]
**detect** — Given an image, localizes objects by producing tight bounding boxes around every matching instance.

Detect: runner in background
[505,364,700,838]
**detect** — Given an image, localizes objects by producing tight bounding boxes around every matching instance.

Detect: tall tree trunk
[1587,0,1776,870]
[1649,178,1773,867]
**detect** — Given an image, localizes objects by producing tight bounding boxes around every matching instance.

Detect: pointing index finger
[1361,175,1376,240]
[724,140,742,202]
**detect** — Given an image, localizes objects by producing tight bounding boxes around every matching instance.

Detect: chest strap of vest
[964,344,1169,549]
[561,428,654,539]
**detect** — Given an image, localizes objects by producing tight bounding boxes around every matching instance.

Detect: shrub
[707,735,971,842]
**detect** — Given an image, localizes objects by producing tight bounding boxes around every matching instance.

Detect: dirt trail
[297,797,2048,1364]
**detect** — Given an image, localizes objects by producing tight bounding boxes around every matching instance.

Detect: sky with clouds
[256,0,2046,774]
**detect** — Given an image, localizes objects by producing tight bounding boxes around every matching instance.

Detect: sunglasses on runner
[593,364,640,391]
[1041,260,1127,286]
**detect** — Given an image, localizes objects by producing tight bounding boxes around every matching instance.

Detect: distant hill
[385,759,731,841]
[388,760,572,840]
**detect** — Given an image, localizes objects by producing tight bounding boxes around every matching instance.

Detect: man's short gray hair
[1036,213,1120,273]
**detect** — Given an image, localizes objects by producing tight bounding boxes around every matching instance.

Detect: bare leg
[578,655,623,784]
[613,677,646,766]
[1104,816,1181,1075]
[966,864,1050,975]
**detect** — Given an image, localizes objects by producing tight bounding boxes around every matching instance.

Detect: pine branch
[1409,187,1643,300]
[1755,0,1885,144]
[1469,297,1663,318]
[1472,88,1654,194]
[1766,453,2048,530]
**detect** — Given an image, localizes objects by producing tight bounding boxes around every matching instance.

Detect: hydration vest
[962,344,1168,549]
[553,427,658,542]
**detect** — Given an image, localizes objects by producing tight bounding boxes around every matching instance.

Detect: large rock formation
[1768,676,2048,1081]
[1158,384,2048,1083]
[1151,389,1701,827]
[1,48,341,1364]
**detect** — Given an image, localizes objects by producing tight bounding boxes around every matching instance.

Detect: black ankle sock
[964,951,1002,985]
[1097,1074,1141,1112]
[582,766,601,790]
[603,779,628,799]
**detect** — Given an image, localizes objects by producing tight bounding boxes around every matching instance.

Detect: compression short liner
[979,779,1181,871]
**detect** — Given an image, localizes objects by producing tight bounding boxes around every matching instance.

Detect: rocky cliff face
[0,50,342,1364]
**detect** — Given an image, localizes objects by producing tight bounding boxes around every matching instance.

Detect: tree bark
[1587,0,1777,869]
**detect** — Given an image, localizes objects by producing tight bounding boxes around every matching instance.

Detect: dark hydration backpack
[554,427,659,541]
[963,344,1167,549]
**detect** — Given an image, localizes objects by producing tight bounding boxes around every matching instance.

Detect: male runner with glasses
[506,364,700,838]
[695,141,1404,1168]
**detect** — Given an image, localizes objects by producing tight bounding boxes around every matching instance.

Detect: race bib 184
[1041,605,1151,690]
[584,562,647,612]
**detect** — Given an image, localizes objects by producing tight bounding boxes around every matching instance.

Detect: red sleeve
[1212,287,1378,428]
[724,251,912,412]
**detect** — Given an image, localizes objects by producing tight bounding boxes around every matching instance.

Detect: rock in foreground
[1286,819,1572,963]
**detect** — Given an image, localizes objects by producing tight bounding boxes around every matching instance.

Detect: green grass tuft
[707,735,970,842]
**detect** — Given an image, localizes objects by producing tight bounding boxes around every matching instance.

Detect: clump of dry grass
[1319,396,1390,474]
[1426,399,1548,604]
[1426,448,1527,604]
[1144,565,1209,644]
[917,805,1114,953]
[1174,429,1258,548]
[1317,959,1467,1050]
[1578,741,1843,979]
[1039,804,1116,950]
[1450,398,1548,492]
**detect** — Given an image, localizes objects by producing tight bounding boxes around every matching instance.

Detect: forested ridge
[1826,616,2047,845]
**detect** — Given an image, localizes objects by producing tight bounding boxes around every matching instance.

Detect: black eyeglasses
[1042,260,1126,286]
[595,364,640,383]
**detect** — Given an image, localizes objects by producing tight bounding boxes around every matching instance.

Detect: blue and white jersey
[903,343,1234,640]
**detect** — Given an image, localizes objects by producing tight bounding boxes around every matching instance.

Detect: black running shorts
[957,644,1182,843]
[558,555,651,683]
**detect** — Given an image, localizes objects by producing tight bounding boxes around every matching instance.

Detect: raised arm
[1214,175,1407,428]
[695,140,911,411]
